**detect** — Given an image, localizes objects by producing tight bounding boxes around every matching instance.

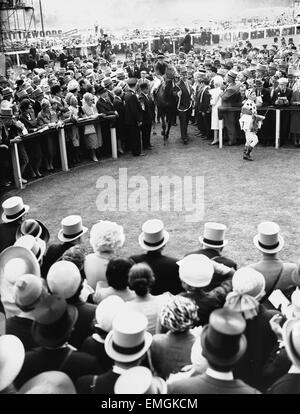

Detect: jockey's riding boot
[243,146,253,161]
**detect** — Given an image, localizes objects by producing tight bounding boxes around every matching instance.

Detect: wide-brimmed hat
[104,310,152,363]
[177,254,214,288]
[201,308,247,367]
[0,335,25,391]
[19,371,76,394]
[0,245,40,285]
[58,215,88,243]
[47,261,81,299]
[1,196,29,223]
[114,367,167,394]
[253,222,284,254]
[199,222,228,249]
[95,295,125,333]
[138,219,169,252]
[32,298,78,348]
[16,218,50,243]
[283,319,300,369]
[14,235,46,263]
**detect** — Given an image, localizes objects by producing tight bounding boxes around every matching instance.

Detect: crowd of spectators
[0,202,300,394]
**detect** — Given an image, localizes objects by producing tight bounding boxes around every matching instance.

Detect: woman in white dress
[81,92,101,162]
[210,76,224,146]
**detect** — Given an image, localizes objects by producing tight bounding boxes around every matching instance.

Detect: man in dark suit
[130,219,182,295]
[113,87,126,153]
[0,196,29,254]
[124,58,135,78]
[177,66,193,145]
[134,56,148,79]
[187,222,237,292]
[41,215,87,278]
[255,79,274,146]
[96,85,118,156]
[138,82,153,150]
[14,301,101,389]
[181,28,192,54]
[271,78,292,145]
[124,78,144,157]
[168,309,261,394]
[221,70,242,145]
[267,319,300,394]
[196,77,211,140]
[76,310,152,394]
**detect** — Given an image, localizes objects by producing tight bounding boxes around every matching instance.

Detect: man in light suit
[177,66,193,145]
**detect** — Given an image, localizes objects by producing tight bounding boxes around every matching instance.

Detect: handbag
[84,123,96,135]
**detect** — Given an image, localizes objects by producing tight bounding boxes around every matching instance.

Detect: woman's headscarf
[225,267,265,320]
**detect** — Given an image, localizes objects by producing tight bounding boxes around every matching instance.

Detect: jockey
[239,88,265,161]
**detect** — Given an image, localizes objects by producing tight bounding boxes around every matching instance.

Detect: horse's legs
[166,120,172,142]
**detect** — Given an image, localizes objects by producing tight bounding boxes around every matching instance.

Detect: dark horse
[154,66,178,145]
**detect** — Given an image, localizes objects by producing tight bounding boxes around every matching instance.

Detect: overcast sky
[34,0,293,30]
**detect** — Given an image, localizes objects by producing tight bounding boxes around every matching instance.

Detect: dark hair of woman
[106,257,134,290]
[128,262,155,297]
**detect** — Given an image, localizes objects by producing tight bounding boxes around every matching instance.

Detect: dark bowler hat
[201,308,247,367]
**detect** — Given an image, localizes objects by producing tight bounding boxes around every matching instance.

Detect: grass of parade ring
[2,124,300,266]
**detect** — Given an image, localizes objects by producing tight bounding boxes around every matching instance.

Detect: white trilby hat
[199,222,228,249]
[0,335,25,391]
[58,215,88,243]
[1,196,29,223]
[253,222,284,254]
[47,261,81,299]
[177,254,214,288]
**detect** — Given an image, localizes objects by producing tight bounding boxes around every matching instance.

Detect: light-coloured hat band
[143,237,165,248]
[258,240,279,250]
[112,340,145,355]
[5,207,25,220]
[62,229,83,239]
[203,238,224,247]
